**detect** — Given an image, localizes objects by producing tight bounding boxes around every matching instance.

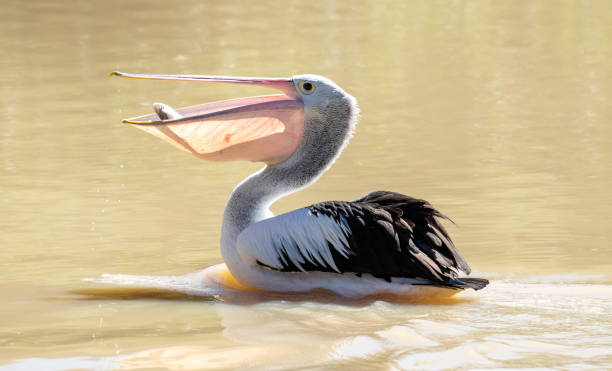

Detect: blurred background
[1,0,611,369]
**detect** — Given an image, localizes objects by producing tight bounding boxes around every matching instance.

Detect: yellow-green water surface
[1,0,611,369]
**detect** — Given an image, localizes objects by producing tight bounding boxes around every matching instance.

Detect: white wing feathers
[236,208,353,273]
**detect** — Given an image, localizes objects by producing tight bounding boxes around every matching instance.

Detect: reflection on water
[119,281,612,370]
[1,0,612,369]
[3,277,611,370]
[87,274,612,370]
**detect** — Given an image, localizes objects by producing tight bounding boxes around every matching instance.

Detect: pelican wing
[237,191,471,283]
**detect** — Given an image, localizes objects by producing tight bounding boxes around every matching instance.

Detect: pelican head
[111,72,359,172]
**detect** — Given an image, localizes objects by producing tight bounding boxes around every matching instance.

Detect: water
[1,0,611,369]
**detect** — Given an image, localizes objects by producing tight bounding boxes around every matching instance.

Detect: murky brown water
[1,0,611,369]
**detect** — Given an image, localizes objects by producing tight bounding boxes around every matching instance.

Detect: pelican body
[112,71,488,297]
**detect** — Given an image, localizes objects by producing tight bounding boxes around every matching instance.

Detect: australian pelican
[112,71,488,297]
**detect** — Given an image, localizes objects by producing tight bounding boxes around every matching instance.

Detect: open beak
[111,71,303,165]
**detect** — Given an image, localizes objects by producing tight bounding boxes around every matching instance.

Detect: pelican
[112,71,488,297]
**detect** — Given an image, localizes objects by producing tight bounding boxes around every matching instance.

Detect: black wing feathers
[259,190,475,284]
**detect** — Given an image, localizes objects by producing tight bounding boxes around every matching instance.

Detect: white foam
[83,268,222,298]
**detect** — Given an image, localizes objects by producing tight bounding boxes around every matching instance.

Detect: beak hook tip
[123,119,160,126]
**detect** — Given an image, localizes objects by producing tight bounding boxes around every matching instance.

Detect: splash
[82,264,473,305]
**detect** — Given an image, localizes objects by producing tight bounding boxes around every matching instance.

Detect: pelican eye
[298,81,315,94]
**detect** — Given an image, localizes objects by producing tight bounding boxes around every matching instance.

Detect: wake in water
[83,264,475,304]
[82,265,255,302]
[19,273,610,370]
